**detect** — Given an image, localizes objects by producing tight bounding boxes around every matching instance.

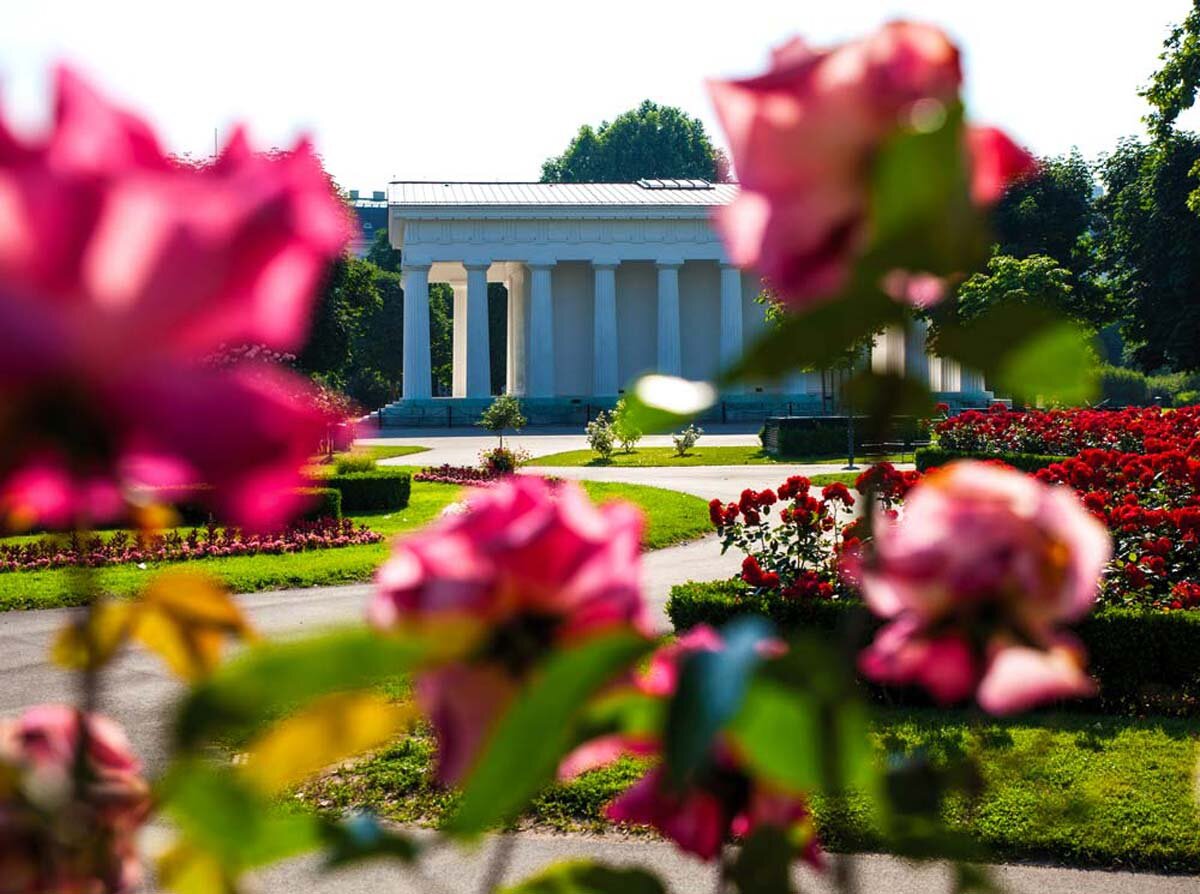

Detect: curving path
[0,431,1185,892]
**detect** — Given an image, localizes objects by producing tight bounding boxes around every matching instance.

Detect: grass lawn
[0,477,709,612]
[531,446,904,468]
[297,706,1200,873]
[345,445,429,462]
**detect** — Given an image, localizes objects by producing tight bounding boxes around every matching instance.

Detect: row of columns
[401,259,745,400]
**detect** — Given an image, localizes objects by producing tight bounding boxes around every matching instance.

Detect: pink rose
[0,705,151,893]
[369,476,651,784]
[856,461,1110,714]
[708,22,1033,310]
[0,68,349,530]
[567,626,821,866]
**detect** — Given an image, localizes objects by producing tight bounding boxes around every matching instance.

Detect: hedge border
[322,469,412,512]
[915,446,1069,472]
[666,579,1200,716]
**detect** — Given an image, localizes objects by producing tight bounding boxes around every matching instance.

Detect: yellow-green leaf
[132,571,255,681]
[50,601,135,671]
[157,842,239,894]
[243,692,413,793]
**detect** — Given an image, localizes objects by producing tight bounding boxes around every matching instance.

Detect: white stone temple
[382,179,988,425]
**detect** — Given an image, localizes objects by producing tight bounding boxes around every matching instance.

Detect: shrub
[297,487,342,520]
[585,411,615,461]
[672,424,703,456]
[665,579,1200,716]
[333,453,378,474]
[323,469,411,512]
[477,394,526,448]
[763,415,925,457]
[611,398,643,453]
[1097,364,1151,406]
[479,446,529,476]
[931,406,1200,455]
[914,446,1068,472]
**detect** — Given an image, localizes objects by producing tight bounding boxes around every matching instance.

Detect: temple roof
[388,180,739,207]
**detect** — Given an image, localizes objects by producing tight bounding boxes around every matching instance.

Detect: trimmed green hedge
[296,487,342,520]
[667,579,1200,716]
[764,415,925,457]
[915,446,1069,472]
[323,469,412,512]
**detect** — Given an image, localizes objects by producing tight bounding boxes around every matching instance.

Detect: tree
[1095,132,1200,370]
[540,100,723,183]
[955,254,1079,324]
[366,227,402,273]
[298,257,381,380]
[477,393,526,449]
[1142,0,1200,138]
[993,151,1097,265]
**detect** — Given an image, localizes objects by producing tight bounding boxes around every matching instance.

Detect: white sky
[4,1,1198,192]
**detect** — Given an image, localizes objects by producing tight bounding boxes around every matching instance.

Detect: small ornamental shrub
[333,453,378,474]
[611,398,643,453]
[585,411,616,461]
[479,446,530,476]
[672,424,703,456]
[324,469,412,511]
[477,394,526,448]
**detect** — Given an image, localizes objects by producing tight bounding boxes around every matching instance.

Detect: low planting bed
[667,579,1200,715]
[296,701,1200,873]
[915,446,1068,472]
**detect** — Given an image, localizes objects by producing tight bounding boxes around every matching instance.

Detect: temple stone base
[373,391,994,430]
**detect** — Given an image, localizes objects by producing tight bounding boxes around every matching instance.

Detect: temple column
[401,264,432,399]
[451,281,467,397]
[593,261,619,395]
[528,262,556,397]
[719,263,743,393]
[506,265,529,396]
[960,365,986,397]
[464,263,491,398]
[656,260,682,378]
[904,317,931,386]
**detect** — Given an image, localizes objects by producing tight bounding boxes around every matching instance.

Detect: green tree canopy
[993,151,1097,266]
[1142,0,1200,138]
[955,255,1078,324]
[1096,131,1200,371]
[540,100,723,183]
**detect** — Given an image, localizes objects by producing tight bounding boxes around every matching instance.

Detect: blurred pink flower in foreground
[708,21,1035,310]
[0,704,151,893]
[856,461,1111,714]
[563,626,823,866]
[368,476,651,785]
[0,67,350,531]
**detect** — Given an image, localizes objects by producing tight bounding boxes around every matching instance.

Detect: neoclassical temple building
[382,180,988,425]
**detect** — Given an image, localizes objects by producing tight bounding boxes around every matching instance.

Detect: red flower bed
[412,465,504,486]
[0,517,381,574]
[1035,447,1200,611]
[934,406,1200,456]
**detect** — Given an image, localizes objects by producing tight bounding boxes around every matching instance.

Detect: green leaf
[447,632,651,836]
[723,827,795,894]
[175,627,435,749]
[500,860,667,894]
[621,374,717,434]
[841,370,935,440]
[936,303,1097,404]
[322,813,419,868]
[730,635,877,797]
[159,760,323,869]
[664,616,774,786]
[994,320,1098,405]
[726,287,903,384]
[868,101,987,276]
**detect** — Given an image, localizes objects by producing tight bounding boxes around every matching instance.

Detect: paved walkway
[3,430,1190,891]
